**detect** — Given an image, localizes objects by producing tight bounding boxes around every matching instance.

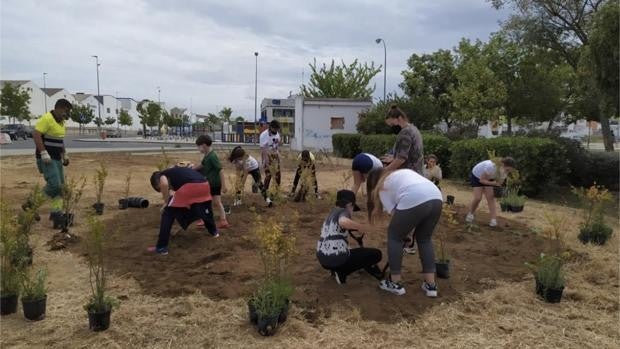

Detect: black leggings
[236,169,266,200]
[327,248,382,278]
[291,164,318,194]
[156,201,217,249]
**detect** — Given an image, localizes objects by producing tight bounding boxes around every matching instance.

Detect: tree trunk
[546,119,554,132]
[506,116,512,135]
[599,99,615,151]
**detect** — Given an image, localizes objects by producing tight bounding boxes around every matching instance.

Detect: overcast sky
[1,0,507,118]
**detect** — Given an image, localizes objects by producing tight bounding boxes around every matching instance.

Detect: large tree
[301,58,381,99]
[356,94,440,134]
[137,99,162,136]
[118,109,132,135]
[491,0,615,150]
[401,49,458,128]
[69,104,95,134]
[0,82,31,123]
[219,107,233,123]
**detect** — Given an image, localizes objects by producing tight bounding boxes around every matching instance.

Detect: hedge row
[332,134,361,158]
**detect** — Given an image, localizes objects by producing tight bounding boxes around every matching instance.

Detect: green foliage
[251,278,293,318]
[301,58,380,99]
[449,137,568,196]
[585,151,619,191]
[579,221,614,245]
[423,133,452,177]
[0,82,31,122]
[21,268,47,301]
[118,109,132,128]
[69,104,95,126]
[528,253,565,289]
[219,107,233,123]
[360,134,396,157]
[62,177,86,218]
[331,134,361,158]
[356,95,440,134]
[93,162,108,204]
[84,216,117,313]
[104,117,116,126]
[573,185,612,245]
[14,185,44,269]
[1,201,21,296]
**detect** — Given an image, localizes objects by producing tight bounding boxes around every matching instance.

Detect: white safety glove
[40,150,52,164]
[62,151,70,166]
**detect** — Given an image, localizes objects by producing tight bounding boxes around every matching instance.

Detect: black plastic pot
[52,213,74,230]
[542,286,564,303]
[248,300,258,324]
[92,202,105,215]
[88,309,111,331]
[1,294,18,315]
[126,197,149,208]
[493,187,504,198]
[535,278,543,296]
[446,195,455,205]
[435,260,450,279]
[509,205,524,213]
[500,203,509,212]
[278,299,290,324]
[22,295,46,321]
[257,314,279,336]
[118,198,129,210]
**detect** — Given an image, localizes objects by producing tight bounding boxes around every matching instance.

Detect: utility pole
[254,52,259,144]
[91,55,102,131]
[375,38,387,101]
[43,72,48,111]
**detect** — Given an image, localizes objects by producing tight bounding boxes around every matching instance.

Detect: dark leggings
[328,248,382,278]
[156,201,217,249]
[291,164,318,194]
[236,169,266,200]
[387,200,443,275]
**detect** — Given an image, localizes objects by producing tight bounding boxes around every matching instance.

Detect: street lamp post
[157,86,161,105]
[91,55,102,131]
[254,51,259,144]
[43,72,48,111]
[375,38,387,101]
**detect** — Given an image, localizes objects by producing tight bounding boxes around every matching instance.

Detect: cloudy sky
[1,0,507,118]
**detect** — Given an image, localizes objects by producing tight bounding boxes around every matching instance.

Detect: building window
[115,109,118,115]
[330,117,345,130]
[106,108,110,113]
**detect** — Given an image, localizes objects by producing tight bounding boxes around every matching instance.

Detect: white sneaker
[379,279,406,295]
[403,246,417,255]
[489,219,497,227]
[465,213,474,223]
[265,197,273,207]
[421,282,438,297]
[232,199,242,206]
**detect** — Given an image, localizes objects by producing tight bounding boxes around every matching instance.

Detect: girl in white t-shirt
[466,157,516,227]
[228,146,266,206]
[366,168,443,296]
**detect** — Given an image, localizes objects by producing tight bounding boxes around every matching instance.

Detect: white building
[42,88,76,110]
[0,80,47,120]
[94,95,120,125]
[291,96,372,151]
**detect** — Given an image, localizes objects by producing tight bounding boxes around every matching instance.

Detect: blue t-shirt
[161,167,205,191]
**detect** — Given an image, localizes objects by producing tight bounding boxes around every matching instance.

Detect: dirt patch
[70,192,543,323]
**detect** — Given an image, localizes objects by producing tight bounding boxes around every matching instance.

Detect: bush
[586,151,619,191]
[359,134,396,156]
[449,137,569,196]
[578,221,614,245]
[332,134,361,158]
[423,133,452,177]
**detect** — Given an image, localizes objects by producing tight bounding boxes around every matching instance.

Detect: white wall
[22,81,47,118]
[119,98,140,130]
[291,96,372,151]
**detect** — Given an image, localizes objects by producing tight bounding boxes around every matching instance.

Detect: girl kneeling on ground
[465,157,516,227]
[366,168,443,296]
[316,190,383,284]
[228,146,266,205]
[148,167,219,255]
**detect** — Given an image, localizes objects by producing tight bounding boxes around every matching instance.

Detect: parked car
[0,124,28,140]
[106,129,122,138]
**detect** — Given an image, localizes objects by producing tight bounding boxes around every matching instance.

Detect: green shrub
[530,254,565,290]
[423,133,452,177]
[332,134,361,158]
[360,134,396,156]
[586,151,619,191]
[449,137,568,196]
[21,268,47,301]
[578,221,614,245]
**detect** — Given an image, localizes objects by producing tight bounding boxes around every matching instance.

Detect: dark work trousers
[263,156,281,195]
[329,248,382,278]
[291,163,318,194]
[156,201,217,249]
[235,168,266,200]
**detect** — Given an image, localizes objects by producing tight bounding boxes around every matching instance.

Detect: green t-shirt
[200,150,222,189]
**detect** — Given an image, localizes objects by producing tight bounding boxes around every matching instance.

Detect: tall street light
[43,72,48,111]
[91,55,102,131]
[254,51,259,143]
[375,38,387,101]
[157,86,161,105]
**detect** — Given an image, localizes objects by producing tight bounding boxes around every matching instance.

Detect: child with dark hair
[290,150,320,200]
[466,157,516,227]
[148,167,218,255]
[192,135,229,229]
[316,190,383,284]
[228,146,266,205]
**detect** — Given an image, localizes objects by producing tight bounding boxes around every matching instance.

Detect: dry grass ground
[0,151,618,348]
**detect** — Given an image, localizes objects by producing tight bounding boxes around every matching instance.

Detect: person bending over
[290,150,320,201]
[351,152,383,196]
[228,146,266,205]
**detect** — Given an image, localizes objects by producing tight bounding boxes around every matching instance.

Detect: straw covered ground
[0,151,618,348]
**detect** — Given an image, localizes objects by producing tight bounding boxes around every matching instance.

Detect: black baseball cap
[335,189,361,211]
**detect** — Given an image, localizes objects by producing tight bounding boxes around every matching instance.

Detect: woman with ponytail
[366,168,442,296]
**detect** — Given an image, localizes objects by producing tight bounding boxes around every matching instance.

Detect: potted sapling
[573,185,613,245]
[1,202,21,315]
[84,216,118,331]
[92,162,108,215]
[54,177,86,232]
[118,172,131,210]
[20,268,48,321]
[435,204,456,279]
[15,185,45,267]
[528,253,565,303]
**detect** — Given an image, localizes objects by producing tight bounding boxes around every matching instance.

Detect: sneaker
[403,246,417,255]
[232,199,242,207]
[211,230,220,238]
[421,282,438,297]
[315,193,322,200]
[217,220,230,229]
[489,219,497,227]
[334,271,347,285]
[379,279,406,295]
[147,246,169,255]
[266,197,273,207]
[465,213,474,223]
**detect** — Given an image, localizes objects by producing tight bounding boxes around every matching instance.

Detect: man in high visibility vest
[32,98,73,217]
